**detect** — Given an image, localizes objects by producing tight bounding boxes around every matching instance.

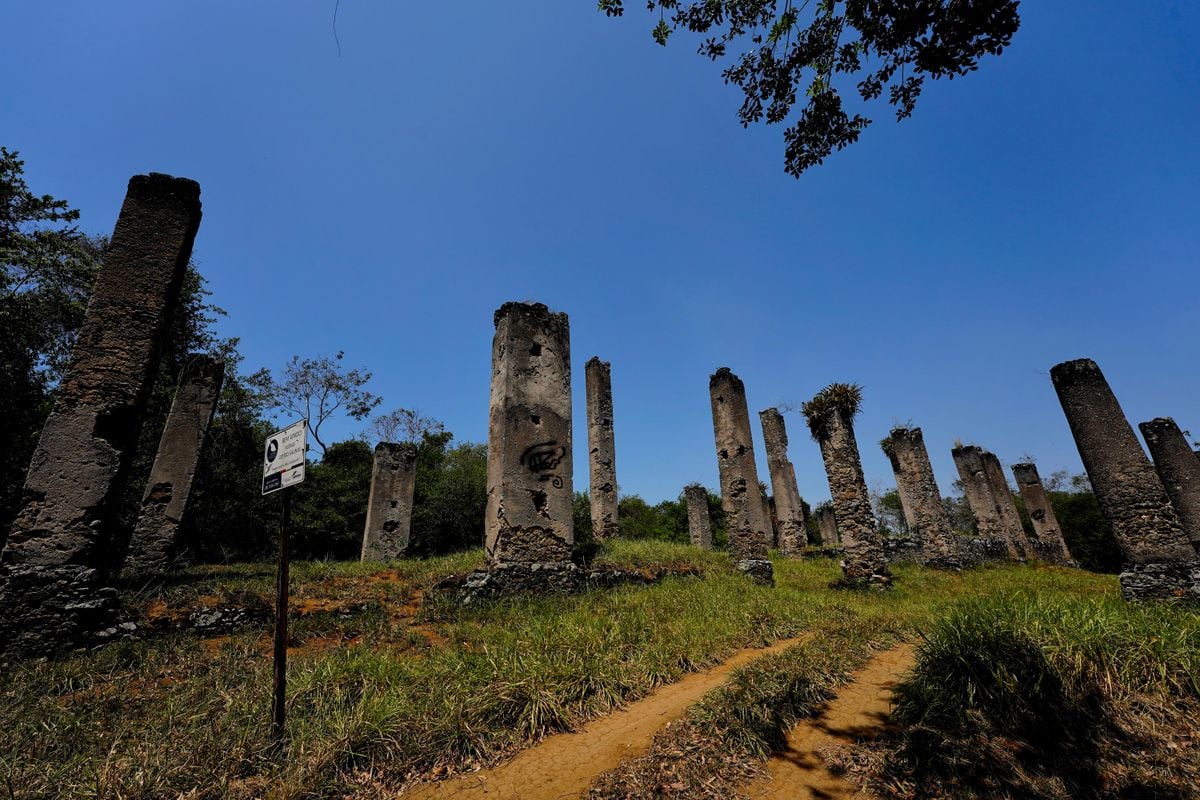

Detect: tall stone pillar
[1051,359,1198,600]
[1,173,202,656]
[485,302,573,566]
[1011,462,1073,565]
[360,442,418,562]
[759,408,807,556]
[802,386,890,587]
[684,484,713,550]
[1139,417,1200,553]
[709,368,772,582]
[585,357,619,540]
[816,505,839,545]
[952,445,1023,561]
[882,427,963,569]
[982,451,1029,559]
[122,355,225,577]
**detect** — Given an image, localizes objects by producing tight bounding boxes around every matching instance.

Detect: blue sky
[4,1,1197,506]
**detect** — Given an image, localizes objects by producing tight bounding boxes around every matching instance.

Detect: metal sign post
[262,419,306,744]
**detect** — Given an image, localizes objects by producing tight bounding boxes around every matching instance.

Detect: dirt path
[402,637,808,800]
[743,643,916,800]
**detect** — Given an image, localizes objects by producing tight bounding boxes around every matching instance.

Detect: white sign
[262,419,307,495]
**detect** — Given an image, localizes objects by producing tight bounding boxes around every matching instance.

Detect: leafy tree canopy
[601,0,1020,176]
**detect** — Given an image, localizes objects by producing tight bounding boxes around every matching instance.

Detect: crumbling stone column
[1011,462,1073,565]
[484,302,573,567]
[816,505,839,545]
[709,368,772,583]
[360,442,418,562]
[1051,359,1198,600]
[759,408,807,556]
[952,445,1024,561]
[1140,417,1200,553]
[882,427,963,569]
[684,484,713,550]
[802,386,890,587]
[0,173,202,656]
[122,355,225,577]
[585,357,619,540]
[983,451,1029,559]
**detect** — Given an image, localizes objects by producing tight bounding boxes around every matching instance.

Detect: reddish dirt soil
[402,637,809,800]
[743,644,916,800]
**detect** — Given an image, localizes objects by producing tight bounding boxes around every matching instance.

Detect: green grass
[0,543,1120,799]
[880,592,1200,799]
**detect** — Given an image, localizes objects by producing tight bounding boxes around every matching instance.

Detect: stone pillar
[709,368,772,582]
[759,408,807,556]
[1051,359,1198,600]
[585,357,619,540]
[816,505,839,545]
[952,445,1023,561]
[1011,462,1073,565]
[122,355,225,577]
[806,406,890,586]
[484,302,573,566]
[1140,418,1200,553]
[360,442,418,562]
[982,451,1029,559]
[1,173,202,656]
[684,484,713,550]
[882,427,963,569]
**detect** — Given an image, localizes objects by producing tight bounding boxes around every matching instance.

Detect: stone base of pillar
[0,565,121,658]
[436,560,706,605]
[733,558,775,586]
[834,560,892,589]
[961,537,1009,565]
[1118,561,1200,602]
[883,535,923,564]
[1024,537,1072,566]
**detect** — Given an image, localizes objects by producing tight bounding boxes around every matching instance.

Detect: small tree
[260,351,380,458]
[367,407,444,445]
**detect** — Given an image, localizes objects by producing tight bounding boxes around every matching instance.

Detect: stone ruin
[1139,417,1200,554]
[802,386,891,588]
[759,408,808,556]
[0,173,202,656]
[709,368,773,584]
[585,357,620,540]
[122,354,225,578]
[815,504,839,545]
[360,442,419,562]
[1011,462,1074,565]
[1051,359,1199,600]
[951,445,1026,561]
[684,484,714,550]
[881,427,965,570]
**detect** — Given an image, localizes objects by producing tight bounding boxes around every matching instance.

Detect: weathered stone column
[759,408,807,556]
[1,173,202,656]
[709,368,772,582]
[816,504,839,545]
[1011,462,1073,565]
[1140,417,1200,553]
[1051,359,1198,600]
[585,357,619,540]
[952,445,1023,561]
[360,442,418,562]
[982,451,1029,559]
[802,385,890,587]
[484,302,573,567]
[684,484,713,550]
[882,427,963,569]
[122,355,225,577]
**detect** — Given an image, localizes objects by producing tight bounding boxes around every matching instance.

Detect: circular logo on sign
[266,439,279,463]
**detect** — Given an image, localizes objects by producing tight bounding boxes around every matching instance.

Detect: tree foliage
[602,0,1020,176]
[259,351,381,457]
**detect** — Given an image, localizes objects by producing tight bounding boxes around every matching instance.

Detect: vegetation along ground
[4,541,1192,800]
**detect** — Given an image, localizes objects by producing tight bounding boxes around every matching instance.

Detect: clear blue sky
[4,2,1197,506]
